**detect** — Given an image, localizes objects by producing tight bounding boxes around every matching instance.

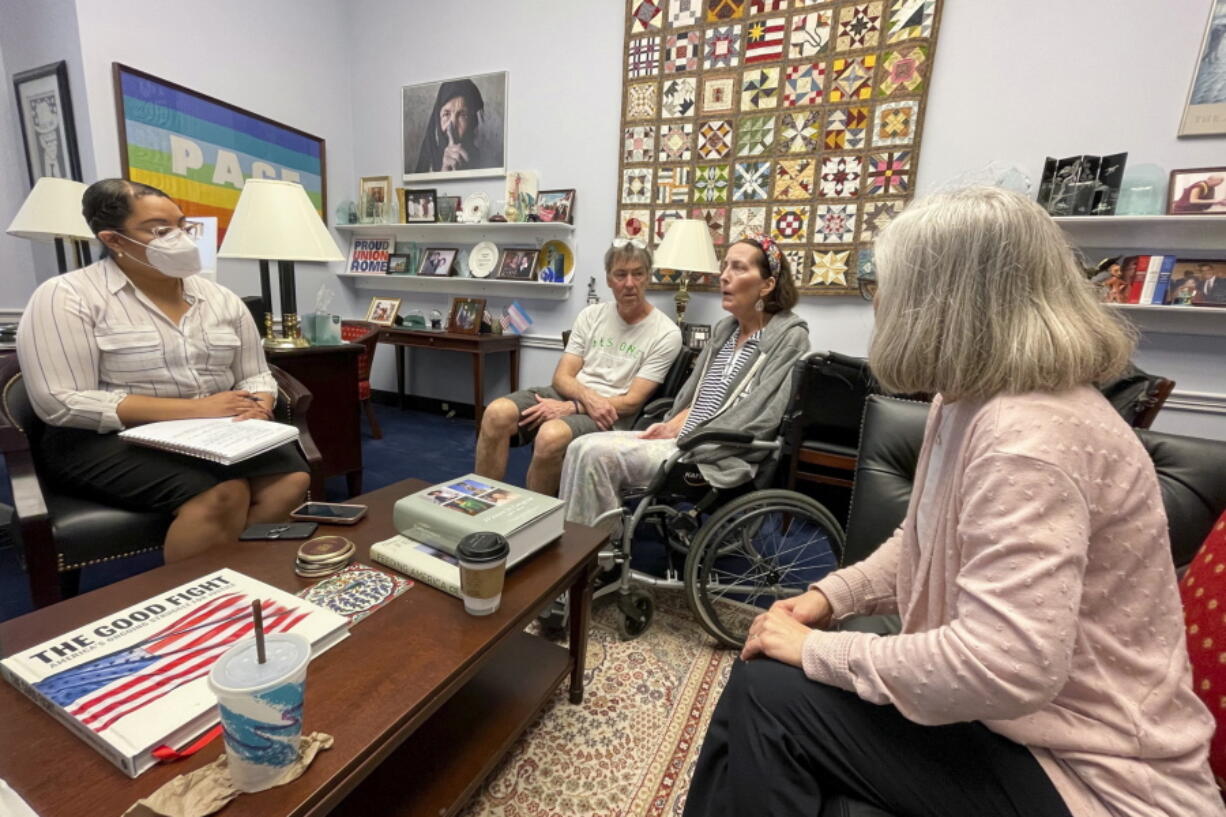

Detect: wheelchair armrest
[677,427,755,451]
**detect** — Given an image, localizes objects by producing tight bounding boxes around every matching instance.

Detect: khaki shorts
[504,386,601,444]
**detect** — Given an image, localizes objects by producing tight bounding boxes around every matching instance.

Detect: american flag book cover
[0,569,348,777]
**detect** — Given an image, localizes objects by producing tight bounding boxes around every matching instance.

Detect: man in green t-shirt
[475,241,682,495]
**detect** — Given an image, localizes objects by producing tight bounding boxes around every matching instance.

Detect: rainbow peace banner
[114,64,326,243]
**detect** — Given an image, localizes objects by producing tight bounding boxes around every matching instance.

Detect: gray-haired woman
[558,233,809,528]
[684,188,1221,817]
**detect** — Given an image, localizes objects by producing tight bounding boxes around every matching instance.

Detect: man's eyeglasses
[611,237,647,250]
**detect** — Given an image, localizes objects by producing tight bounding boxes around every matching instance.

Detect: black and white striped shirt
[681,328,762,436]
[16,258,276,433]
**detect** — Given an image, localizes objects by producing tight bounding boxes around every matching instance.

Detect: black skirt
[36,424,310,514]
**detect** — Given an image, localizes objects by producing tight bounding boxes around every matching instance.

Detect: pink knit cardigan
[807,388,1223,817]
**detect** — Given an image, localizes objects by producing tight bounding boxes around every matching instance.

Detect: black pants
[683,659,1073,817]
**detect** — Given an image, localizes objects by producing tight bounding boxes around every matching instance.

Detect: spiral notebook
[118,418,299,465]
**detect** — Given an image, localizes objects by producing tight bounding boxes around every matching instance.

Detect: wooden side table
[377,329,521,429]
[266,344,364,498]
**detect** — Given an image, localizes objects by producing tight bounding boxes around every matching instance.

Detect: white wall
[2,0,1223,435]
[70,0,357,311]
[0,0,94,308]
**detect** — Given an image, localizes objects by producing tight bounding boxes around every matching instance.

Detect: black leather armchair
[821,394,1226,817]
[0,355,322,608]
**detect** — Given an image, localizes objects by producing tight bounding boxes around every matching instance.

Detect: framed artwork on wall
[12,61,82,185]
[1180,1,1226,137]
[402,71,507,182]
[113,63,326,245]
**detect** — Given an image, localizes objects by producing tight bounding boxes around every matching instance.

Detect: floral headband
[739,231,782,278]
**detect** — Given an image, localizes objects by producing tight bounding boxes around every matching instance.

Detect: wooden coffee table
[0,479,604,817]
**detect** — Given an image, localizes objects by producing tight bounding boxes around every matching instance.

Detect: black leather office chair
[821,394,1226,817]
[0,355,322,608]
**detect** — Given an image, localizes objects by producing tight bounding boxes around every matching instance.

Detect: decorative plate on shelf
[536,240,575,284]
[461,192,489,223]
[468,241,499,278]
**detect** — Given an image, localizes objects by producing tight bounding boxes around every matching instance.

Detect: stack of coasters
[295,535,356,579]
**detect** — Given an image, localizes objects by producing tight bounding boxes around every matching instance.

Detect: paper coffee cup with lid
[456,532,510,616]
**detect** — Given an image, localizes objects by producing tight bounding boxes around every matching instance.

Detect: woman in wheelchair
[559,233,809,529]
[683,189,1221,817]
[15,179,310,563]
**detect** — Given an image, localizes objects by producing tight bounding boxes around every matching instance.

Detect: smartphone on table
[290,502,368,525]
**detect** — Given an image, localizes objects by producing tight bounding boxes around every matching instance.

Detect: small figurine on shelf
[587,275,599,305]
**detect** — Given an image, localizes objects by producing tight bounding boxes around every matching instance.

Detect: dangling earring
[115,250,124,258]
[754,297,765,312]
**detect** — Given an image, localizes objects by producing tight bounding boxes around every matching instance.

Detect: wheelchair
[583,425,845,647]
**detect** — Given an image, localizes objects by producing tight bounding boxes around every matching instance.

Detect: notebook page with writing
[119,419,299,465]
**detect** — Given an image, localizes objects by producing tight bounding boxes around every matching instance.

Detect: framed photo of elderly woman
[402,72,507,183]
[12,61,83,185]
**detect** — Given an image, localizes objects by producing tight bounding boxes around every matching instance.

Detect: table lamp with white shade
[6,176,94,273]
[218,179,344,349]
[653,219,720,325]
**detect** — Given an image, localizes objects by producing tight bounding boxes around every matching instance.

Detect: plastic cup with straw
[207,600,311,792]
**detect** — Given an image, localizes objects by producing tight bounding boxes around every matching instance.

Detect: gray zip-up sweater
[665,309,810,487]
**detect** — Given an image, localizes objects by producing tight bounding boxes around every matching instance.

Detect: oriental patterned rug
[614,0,945,296]
[460,590,736,817]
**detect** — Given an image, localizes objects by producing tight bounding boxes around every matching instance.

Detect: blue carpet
[0,404,532,623]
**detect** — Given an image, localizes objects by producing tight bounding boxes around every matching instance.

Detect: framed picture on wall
[448,297,486,335]
[12,61,83,185]
[113,63,326,245]
[1167,166,1226,214]
[1180,0,1226,136]
[401,71,507,182]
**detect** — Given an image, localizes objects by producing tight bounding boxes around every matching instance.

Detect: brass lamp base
[262,312,310,349]
[674,275,691,325]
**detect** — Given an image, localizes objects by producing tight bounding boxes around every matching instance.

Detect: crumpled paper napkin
[122,732,333,817]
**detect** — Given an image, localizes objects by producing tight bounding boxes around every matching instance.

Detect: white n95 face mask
[120,230,203,278]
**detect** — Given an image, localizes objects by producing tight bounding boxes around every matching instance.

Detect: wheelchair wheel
[615,589,655,640]
[684,489,844,649]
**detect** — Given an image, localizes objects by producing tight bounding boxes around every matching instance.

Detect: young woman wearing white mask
[15,179,310,562]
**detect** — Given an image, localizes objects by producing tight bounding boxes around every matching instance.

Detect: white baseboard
[1166,389,1226,417]
[519,333,565,351]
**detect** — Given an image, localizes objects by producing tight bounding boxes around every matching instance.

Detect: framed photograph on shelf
[437,195,462,223]
[536,189,575,224]
[359,176,392,223]
[364,297,402,326]
[496,248,539,280]
[347,236,392,274]
[448,297,486,335]
[12,60,82,185]
[402,72,507,182]
[1167,167,1226,214]
[387,253,411,274]
[418,247,457,276]
[405,188,438,223]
